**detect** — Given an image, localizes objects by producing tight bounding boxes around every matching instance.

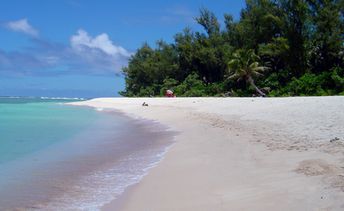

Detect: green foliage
[120,1,344,97]
[137,86,156,97]
[279,73,329,96]
[174,73,208,97]
[160,78,179,96]
[272,67,344,96]
[227,49,268,96]
[307,0,344,73]
[227,49,267,80]
[204,82,226,96]
[235,0,284,49]
[196,8,220,36]
[330,67,344,91]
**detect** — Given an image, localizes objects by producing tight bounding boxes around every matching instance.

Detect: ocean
[0,97,174,210]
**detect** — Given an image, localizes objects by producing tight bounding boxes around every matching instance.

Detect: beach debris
[142,102,149,107]
[330,137,340,143]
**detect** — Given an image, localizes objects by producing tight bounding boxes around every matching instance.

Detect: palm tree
[227,49,268,96]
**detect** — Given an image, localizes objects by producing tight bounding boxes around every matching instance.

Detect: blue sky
[0,0,245,98]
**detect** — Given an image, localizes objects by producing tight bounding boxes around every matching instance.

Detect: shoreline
[70,97,344,210]
[0,100,175,210]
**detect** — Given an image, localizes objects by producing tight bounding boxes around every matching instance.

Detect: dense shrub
[271,67,344,96]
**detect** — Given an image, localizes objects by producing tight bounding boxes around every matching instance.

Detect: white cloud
[6,19,39,37]
[0,29,131,76]
[70,29,131,57]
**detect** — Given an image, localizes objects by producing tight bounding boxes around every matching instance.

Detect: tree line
[120,0,344,97]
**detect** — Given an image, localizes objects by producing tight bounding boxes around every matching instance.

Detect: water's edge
[0,100,177,210]
[63,105,178,211]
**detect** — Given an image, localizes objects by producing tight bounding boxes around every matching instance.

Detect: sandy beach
[70,97,344,210]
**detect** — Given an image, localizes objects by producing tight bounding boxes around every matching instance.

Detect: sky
[0,0,245,98]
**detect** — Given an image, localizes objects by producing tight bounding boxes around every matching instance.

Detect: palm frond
[253,66,269,72]
[227,49,268,81]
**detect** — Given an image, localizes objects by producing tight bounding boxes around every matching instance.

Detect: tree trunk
[247,76,266,97]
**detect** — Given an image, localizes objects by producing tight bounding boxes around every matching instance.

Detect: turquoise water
[0,97,174,210]
[0,97,98,164]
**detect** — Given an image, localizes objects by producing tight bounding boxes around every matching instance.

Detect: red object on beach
[165,90,175,97]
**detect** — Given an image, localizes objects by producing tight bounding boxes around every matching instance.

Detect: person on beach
[165,90,175,98]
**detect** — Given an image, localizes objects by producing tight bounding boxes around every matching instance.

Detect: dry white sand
[70,97,344,210]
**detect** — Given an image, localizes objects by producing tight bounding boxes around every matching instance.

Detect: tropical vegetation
[120,0,344,97]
